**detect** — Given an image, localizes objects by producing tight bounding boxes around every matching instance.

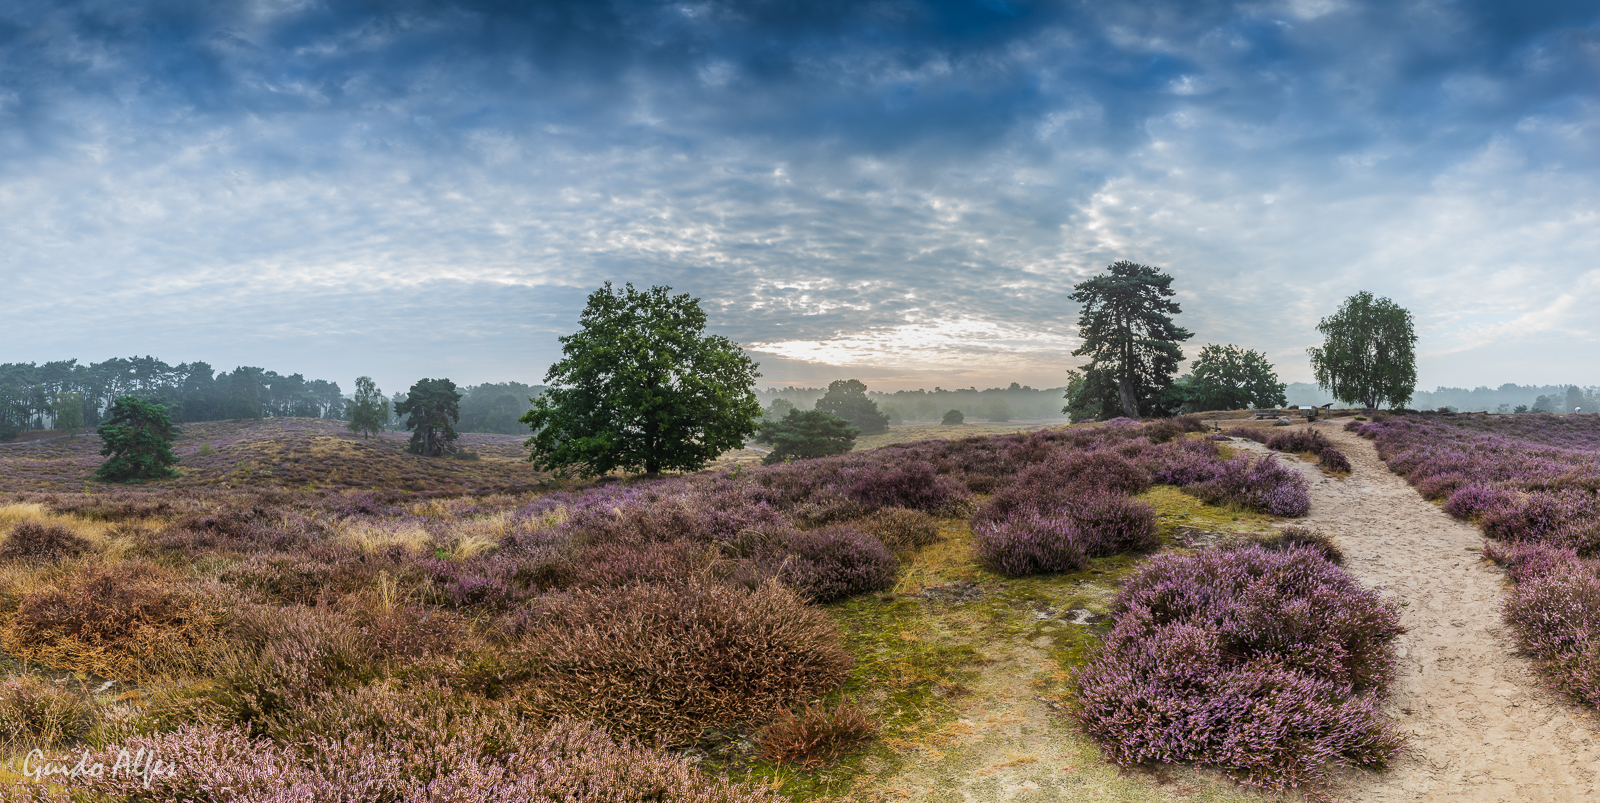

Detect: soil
[1256,423,1600,802]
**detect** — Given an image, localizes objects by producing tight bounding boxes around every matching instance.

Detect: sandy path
[1257,423,1600,802]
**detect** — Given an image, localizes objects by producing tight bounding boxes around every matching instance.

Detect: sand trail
[1265,423,1600,802]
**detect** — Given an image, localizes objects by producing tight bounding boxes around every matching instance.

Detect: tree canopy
[521,283,763,477]
[396,378,462,456]
[1068,260,1193,419]
[814,379,890,435]
[1307,292,1417,410]
[941,409,965,425]
[755,409,858,465]
[95,396,181,482]
[1174,344,1288,412]
[346,376,389,439]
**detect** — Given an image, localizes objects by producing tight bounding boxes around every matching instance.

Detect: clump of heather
[1191,453,1312,517]
[764,525,899,603]
[520,580,853,744]
[1072,546,1405,797]
[1502,569,1600,706]
[1319,447,1352,474]
[1265,428,1332,454]
[972,510,1089,576]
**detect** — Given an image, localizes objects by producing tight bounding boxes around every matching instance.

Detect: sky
[3,0,1599,394]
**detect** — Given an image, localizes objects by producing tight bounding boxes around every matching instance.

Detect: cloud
[3,0,1600,392]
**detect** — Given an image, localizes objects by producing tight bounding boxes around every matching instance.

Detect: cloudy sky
[4,0,1599,394]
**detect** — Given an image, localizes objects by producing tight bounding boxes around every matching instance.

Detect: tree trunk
[1118,375,1140,419]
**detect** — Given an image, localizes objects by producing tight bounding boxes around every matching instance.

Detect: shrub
[1143,418,1184,444]
[1319,447,1352,474]
[1483,541,1581,585]
[844,460,970,514]
[1443,483,1514,519]
[973,510,1088,576]
[1344,419,1363,432]
[1192,454,1311,517]
[855,507,941,556]
[1503,570,1600,705]
[1072,546,1404,797]
[2,563,227,680]
[1175,414,1206,433]
[211,604,385,734]
[1262,525,1344,565]
[1265,428,1331,454]
[941,409,964,425]
[521,580,853,744]
[767,526,899,603]
[1231,427,1271,444]
[1065,492,1159,556]
[755,702,878,769]
[1050,449,1151,496]
[0,522,93,564]
[0,674,90,750]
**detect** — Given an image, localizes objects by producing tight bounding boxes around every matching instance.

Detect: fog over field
[2,1,1598,393]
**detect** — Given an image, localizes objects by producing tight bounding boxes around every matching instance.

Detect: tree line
[0,358,345,439]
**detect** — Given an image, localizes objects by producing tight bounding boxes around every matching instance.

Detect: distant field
[0,418,549,495]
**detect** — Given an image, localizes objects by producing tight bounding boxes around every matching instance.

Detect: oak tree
[521,283,762,477]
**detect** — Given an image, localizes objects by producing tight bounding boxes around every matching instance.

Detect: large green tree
[396,378,462,456]
[346,376,389,439]
[755,409,858,465]
[521,283,763,477]
[814,379,890,435]
[1068,260,1193,419]
[1307,292,1417,410]
[95,396,181,482]
[1177,344,1288,412]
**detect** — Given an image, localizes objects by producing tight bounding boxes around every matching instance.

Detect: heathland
[3,411,1599,801]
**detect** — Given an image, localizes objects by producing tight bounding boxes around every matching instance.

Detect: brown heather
[754,702,878,769]
[0,522,94,564]
[1,562,228,680]
[520,580,854,744]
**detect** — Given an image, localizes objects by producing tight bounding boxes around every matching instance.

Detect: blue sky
[3,0,1599,394]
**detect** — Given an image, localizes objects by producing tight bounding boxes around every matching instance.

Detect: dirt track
[1276,423,1600,802]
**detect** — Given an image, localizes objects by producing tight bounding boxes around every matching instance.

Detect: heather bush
[755,702,878,769]
[1065,492,1159,556]
[569,540,716,588]
[854,507,941,556]
[1050,448,1152,496]
[1073,546,1404,796]
[1502,570,1600,705]
[1231,426,1271,444]
[1483,541,1582,585]
[1443,483,1514,519]
[1191,454,1311,517]
[1344,419,1363,432]
[844,459,971,514]
[766,525,899,603]
[520,580,853,743]
[210,604,386,733]
[1318,446,1352,474]
[972,510,1089,576]
[1264,428,1331,454]
[0,522,93,564]
[1,563,228,680]
[0,674,90,750]
[1148,437,1224,486]
[1261,525,1344,565]
[1175,414,1206,433]
[1143,418,1185,444]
